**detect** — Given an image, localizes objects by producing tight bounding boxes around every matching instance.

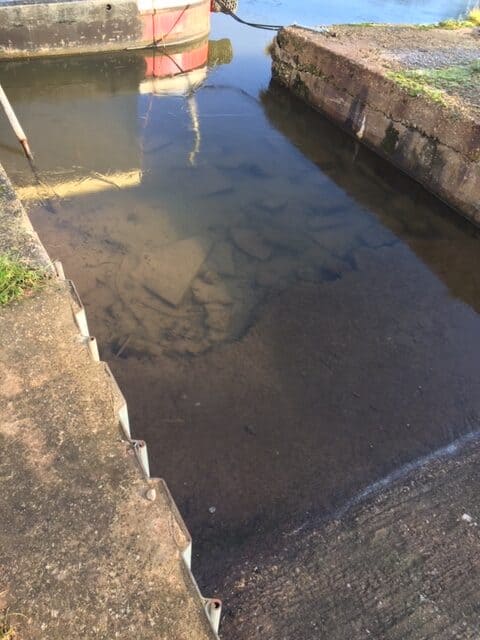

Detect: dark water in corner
[1,1,480,637]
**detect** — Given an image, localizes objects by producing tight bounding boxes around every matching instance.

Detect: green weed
[438,8,480,29]
[386,71,447,104]
[387,60,480,105]
[0,255,45,306]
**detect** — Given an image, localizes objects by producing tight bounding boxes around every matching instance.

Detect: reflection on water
[261,83,480,314]
[0,2,480,637]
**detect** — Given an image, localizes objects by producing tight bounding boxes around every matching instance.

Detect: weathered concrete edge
[271,27,480,226]
[0,163,221,637]
[0,165,53,269]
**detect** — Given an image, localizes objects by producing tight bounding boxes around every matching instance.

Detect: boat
[0,0,219,59]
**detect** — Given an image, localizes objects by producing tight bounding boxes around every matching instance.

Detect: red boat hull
[0,0,211,59]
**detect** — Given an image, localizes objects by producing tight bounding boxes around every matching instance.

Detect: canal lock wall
[271,25,480,227]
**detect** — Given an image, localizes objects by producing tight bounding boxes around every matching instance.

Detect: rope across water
[214,0,283,31]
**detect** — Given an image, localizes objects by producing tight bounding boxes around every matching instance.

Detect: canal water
[1,0,480,637]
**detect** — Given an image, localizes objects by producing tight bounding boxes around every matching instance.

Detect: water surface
[0,1,479,637]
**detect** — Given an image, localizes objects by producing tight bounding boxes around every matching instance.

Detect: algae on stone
[386,70,448,104]
[403,62,480,91]
[387,61,480,107]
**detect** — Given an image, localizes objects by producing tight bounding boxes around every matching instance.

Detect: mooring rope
[214,0,283,31]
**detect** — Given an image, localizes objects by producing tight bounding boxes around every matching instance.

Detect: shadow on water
[261,82,480,313]
[0,26,480,637]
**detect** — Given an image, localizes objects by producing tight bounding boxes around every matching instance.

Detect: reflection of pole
[187,94,201,166]
[0,83,33,160]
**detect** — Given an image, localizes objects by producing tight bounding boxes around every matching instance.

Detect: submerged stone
[256,256,297,288]
[258,194,288,211]
[310,228,355,256]
[192,278,233,305]
[205,304,232,332]
[134,236,213,307]
[231,228,272,261]
[305,246,349,275]
[209,241,236,276]
[260,226,310,252]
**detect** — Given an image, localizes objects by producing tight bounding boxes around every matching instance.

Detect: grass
[387,61,480,105]
[0,624,16,640]
[342,8,480,29]
[438,7,480,29]
[0,610,23,640]
[408,61,480,90]
[0,255,45,306]
[386,71,448,104]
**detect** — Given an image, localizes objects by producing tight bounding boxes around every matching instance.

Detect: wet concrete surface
[1,2,479,636]
[218,435,480,639]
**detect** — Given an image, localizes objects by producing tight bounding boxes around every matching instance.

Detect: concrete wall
[271,27,480,227]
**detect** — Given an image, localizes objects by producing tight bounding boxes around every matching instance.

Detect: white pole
[0,82,33,160]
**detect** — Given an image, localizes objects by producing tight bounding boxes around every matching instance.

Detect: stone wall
[271,26,480,227]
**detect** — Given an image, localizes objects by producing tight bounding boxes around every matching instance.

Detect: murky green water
[1,1,479,637]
